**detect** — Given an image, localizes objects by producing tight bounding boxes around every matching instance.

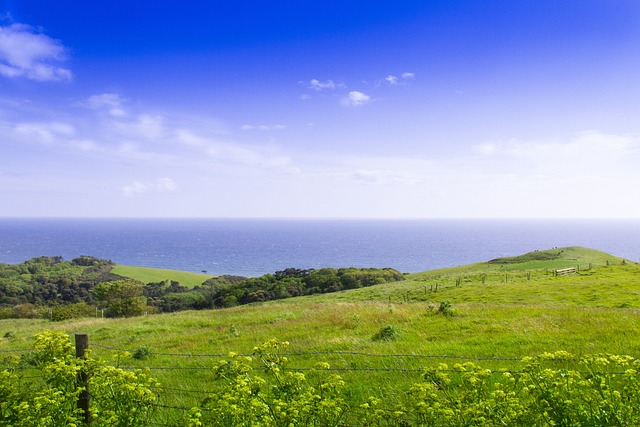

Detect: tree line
[0,256,403,319]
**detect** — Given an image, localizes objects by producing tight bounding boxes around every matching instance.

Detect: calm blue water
[0,219,638,277]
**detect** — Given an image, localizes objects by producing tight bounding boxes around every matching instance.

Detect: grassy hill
[2,246,639,424]
[3,246,636,354]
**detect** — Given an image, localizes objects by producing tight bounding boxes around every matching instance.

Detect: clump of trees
[198,267,404,308]
[95,279,149,317]
[0,256,403,319]
[0,256,120,319]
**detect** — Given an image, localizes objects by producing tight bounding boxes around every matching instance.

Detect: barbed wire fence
[84,336,635,426]
[3,330,639,426]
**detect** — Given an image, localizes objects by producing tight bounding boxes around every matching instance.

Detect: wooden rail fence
[555,267,577,276]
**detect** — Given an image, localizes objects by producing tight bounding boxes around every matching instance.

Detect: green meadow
[111,265,213,288]
[2,246,640,423]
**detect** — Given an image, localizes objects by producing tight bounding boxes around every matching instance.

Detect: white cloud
[69,139,99,152]
[122,181,150,196]
[122,178,178,197]
[13,121,75,144]
[351,169,422,185]
[475,143,498,155]
[7,113,176,165]
[113,114,165,139]
[0,23,71,81]
[459,131,640,216]
[241,124,286,131]
[176,129,293,170]
[6,89,640,218]
[83,93,126,116]
[308,79,345,91]
[345,91,371,107]
[383,72,414,86]
[499,130,638,177]
[156,177,178,192]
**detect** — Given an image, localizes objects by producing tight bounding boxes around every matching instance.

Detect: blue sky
[2,0,640,218]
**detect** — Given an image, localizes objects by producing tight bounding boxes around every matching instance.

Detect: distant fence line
[396,259,632,302]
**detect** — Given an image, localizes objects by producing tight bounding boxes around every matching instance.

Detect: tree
[94,279,147,317]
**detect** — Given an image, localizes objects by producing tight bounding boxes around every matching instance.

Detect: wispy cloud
[385,75,399,85]
[308,79,345,91]
[112,114,165,139]
[7,92,297,176]
[241,124,286,131]
[81,93,127,116]
[383,72,415,85]
[122,177,178,197]
[176,129,293,170]
[0,23,71,81]
[351,169,422,185]
[475,143,498,155]
[13,121,76,144]
[503,130,636,163]
[475,130,640,180]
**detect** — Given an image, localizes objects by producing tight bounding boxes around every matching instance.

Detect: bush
[372,325,400,341]
[132,347,153,360]
[196,339,348,426]
[438,300,453,316]
[2,331,159,426]
[50,302,95,321]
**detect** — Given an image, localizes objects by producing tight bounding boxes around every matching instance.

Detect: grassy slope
[303,246,633,306]
[2,246,639,409]
[111,265,213,288]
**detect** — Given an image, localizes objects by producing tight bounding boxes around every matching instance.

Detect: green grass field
[111,264,213,288]
[2,246,639,421]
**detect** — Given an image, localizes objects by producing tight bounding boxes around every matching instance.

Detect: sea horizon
[1,218,639,277]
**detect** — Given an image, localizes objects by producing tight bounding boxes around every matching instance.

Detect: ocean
[0,219,638,277]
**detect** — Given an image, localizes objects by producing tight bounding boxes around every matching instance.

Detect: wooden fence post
[75,333,91,424]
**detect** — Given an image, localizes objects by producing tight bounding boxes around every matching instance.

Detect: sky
[1,0,640,219]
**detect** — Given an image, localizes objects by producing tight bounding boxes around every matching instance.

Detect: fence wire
[92,342,527,362]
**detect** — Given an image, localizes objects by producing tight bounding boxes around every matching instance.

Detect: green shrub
[438,300,453,316]
[372,325,400,341]
[132,346,153,360]
[196,339,348,426]
[2,330,159,427]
